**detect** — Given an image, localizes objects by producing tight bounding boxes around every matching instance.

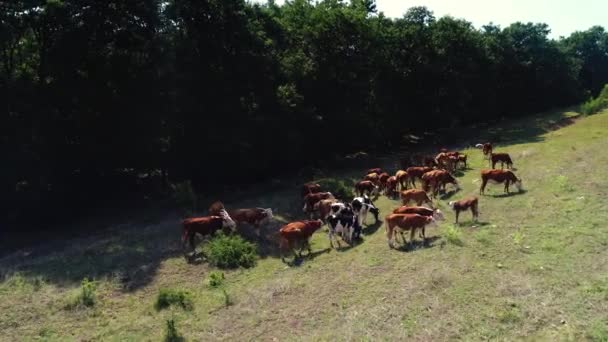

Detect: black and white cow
[327,203,358,248]
[351,195,380,229]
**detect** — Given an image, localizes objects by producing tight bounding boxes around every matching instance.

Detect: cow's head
[310,219,323,231]
[369,206,380,222]
[426,216,438,228]
[433,209,445,221]
[218,209,237,233]
[515,178,523,192]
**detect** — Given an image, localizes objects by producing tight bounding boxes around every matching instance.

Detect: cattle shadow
[394,236,441,252]
[485,189,527,198]
[455,220,491,227]
[438,189,460,200]
[282,248,331,267]
[362,220,383,236]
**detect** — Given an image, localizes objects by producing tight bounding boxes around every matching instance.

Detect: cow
[395,170,409,190]
[489,152,513,169]
[385,176,398,198]
[392,206,445,239]
[476,142,493,159]
[279,220,324,261]
[421,169,460,197]
[435,152,457,172]
[406,166,434,188]
[400,189,433,207]
[378,172,390,191]
[209,201,273,236]
[448,197,479,224]
[313,198,339,222]
[364,172,380,185]
[303,192,335,217]
[208,201,225,216]
[182,209,237,258]
[327,204,358,247]
[457,154,468,169]
[385,214,438,248]
[366,168,383,175]
[355,180,379,197]
[301,183,321,197]
[351,195,380,228]
[480,169,523,194]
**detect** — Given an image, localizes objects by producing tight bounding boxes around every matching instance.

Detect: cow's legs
[455,210,460,224]
[480,179,487,194]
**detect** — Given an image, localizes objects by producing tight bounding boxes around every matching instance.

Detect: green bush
[207,271,225,288]
[164,319,185,342]
[581,84,608,115]
[317,178,354,200]
[155,288,193,311]
[444,225,463,246]
[65,278,96,309]
[205,232,257,269]
[222,289,233,306]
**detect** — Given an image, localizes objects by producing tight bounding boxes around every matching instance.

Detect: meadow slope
[1,108,608,341]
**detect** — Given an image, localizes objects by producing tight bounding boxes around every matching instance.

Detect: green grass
[1,107,608,340]
[155,288,194,311]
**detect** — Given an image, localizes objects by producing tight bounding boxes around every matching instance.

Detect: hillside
[2,108,608,341]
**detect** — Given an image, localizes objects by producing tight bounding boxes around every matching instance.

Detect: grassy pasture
[1,108,608,341]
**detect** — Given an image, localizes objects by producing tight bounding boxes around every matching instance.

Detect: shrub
[205,232,257,269]
[221,289,233,306]
[580,84,608,115]
[444,225,463,246]
[512,230,525,247]
[172,180,197,213]
[155,288,193,311]
[207,271,225,288]
[65,278,96,309]
[553,175,574,192]
[317,178,354,200]
[164,319,185,342]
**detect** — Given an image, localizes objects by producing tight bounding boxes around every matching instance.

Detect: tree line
[2,0,608,226]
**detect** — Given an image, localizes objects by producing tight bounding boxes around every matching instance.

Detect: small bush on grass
[553,175,574,192]
[65,278,96,309]
[221,289,233,306]
[444,225,463,246]
[164,319,185,342]
[206,232,257,269]
[581,84,608,115]
[207,271,225,288]
[317,178,354,200]
[155,288,193,311]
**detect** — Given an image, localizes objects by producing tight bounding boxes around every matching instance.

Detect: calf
[378,172,390,191]
[355,180,379,197]
[182,209,237,256]
[489,152,513,169]
[476,142,493,159]
[351,195,380,227]
[392,206,445,239]
[364,172,380,185]
[227,208,273,236]
[406,166,434,188]
[327,204,358,247]
[458,154,467,169]
[279,220,324,261]
[385,176,398,198]
[400,189,433,207]
[480,169,523,194]
[395,170,409,190]
[421,169,460,197]
[303,192,335,217]
[313,198,339,222]
[366,168,383,175]
[301,183,321,197]
[385,214,438,248]
[435,153,457,172]
[448,197,479,224]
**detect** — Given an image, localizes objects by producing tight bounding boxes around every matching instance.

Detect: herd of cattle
[181,142,524,261]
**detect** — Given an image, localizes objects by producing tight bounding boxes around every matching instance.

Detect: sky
[249,0,607,38]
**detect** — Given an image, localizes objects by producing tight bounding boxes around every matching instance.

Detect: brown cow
[364,172,380,185]
[406,166,434,188]
[303,192,335,217]
[385,176,398,198]
[355,180,379,197]
[400,189,433,207]
[392,206,445,238]
[421,169,460,197]
[366,168,383,175]
[448,197,479,224]
[480,169,522,194]
[489,152,513,169]
[182,210,237,257]
[458,154,468,169]
[313,198,339,221]
[279,220,324,261]
[476,142,493,159]
[208,201,225,215]
[301,183,321,197]
[385,214,438,248]
[378,172,390,191]
[209,201,273,236]
[435,152,458,172]
[395,170,409,190]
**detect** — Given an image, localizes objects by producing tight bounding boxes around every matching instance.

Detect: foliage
[155,288,193,311]
[164,319,185,342]
[222,289,233,307]
[65,278,96,309]
[580,84,608,115]
[317,178,354,200]
[206,232,257,269]
[444,225,463,246]
[207,271,225,288]
[172,180,197,213]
